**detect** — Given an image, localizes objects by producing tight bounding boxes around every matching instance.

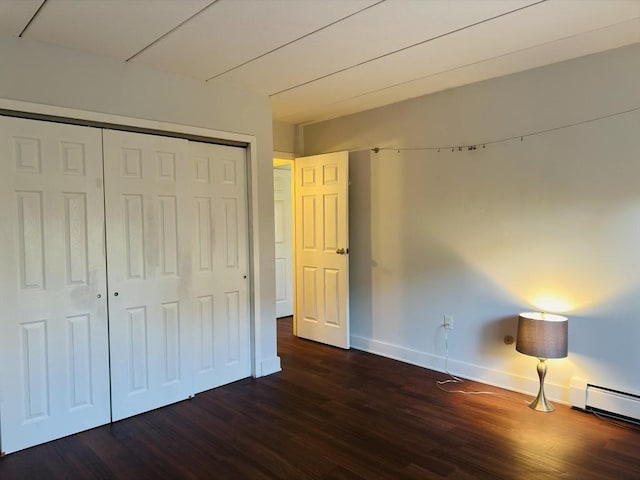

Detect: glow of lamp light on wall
[529,294,574,313]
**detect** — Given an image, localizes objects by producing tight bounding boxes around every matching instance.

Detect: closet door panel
[103,130,193,421]
[0,116,109,454]
[189,142,251,393]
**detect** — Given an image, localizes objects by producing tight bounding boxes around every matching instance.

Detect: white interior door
[294,152,349,349]
[103,130,194,421]
[0,116,110,454]
[274,166,293,318]
[189,141,251,394]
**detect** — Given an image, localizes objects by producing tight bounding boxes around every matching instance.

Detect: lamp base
[528,358,555,413]
[528,393,554,412]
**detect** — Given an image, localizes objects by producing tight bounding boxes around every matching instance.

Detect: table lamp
[516,312,568,412]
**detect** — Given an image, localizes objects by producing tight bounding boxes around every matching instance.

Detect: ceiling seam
[282,16,640,124]
[269,0,547,97]
[204,0,387,82]
[18,0,48,38]
[126,0,221,62]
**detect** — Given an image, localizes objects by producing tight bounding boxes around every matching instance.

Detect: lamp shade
[516,312,568,359]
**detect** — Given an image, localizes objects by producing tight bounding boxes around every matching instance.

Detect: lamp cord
[435,326,527,402]
[436,327,640,427]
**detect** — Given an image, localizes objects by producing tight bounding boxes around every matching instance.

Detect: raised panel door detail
[123,194,145,280]
[301,166,316,186]
[274,173,286,191]
[127,306,148,394]
[20,320,50,421]
[303,267,318,322]
[224,198,238,268]
[121,148,143,179]
[197,295,215,372]
[67,314,92,410]
[158,195,179,276]
[195,197,213,272]
[225,291,240,365]
[157,152,176,182]
[17,190,45,290]
[14,137,41,173]
[323,193,338,252]
[64,193,88,285]
[161,302,181,385]
[61,142,86,176]
[323,164,339,185]
[195,156,211,184]
[302,196,316,250]
[222,160,236,185]
[324,269,340,327]
[274,199,285,244]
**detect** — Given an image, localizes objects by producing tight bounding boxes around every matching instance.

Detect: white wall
[0,34,279,375]
[304,43,640,403]
[273,120,296,155]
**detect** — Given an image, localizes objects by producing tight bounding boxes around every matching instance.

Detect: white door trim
[0,99,255,146]
[0,98,263,378]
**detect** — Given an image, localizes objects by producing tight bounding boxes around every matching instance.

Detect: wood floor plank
[1,316,639,479]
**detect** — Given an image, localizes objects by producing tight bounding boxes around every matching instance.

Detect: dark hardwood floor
[1,316,639,479]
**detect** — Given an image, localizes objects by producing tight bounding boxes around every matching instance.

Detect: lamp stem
[529,358,554,412]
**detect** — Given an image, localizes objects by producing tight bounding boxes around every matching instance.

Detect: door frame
[0,98,266,379]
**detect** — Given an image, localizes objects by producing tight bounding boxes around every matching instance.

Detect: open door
[274,164,293,318]
[294,152,349,349]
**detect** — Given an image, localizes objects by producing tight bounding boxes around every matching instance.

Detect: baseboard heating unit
[570,377,640,425]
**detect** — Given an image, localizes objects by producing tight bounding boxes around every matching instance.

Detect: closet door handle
[96,293,102,299]
[114,292,119,297]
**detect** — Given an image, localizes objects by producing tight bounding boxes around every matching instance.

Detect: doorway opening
[273,158,294,321]
[273,152,351,349]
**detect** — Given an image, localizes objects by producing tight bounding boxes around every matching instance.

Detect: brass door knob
[336,248,348,255]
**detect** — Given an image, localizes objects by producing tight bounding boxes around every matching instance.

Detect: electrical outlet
[444,315,453,330]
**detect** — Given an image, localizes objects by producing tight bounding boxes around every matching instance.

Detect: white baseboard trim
[350,334,569,405]
[570,376,640,421]
[259,356,282,377]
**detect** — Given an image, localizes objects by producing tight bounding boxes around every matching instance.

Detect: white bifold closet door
[103,130,195,421]
[103,131,251,420]
[188,141,251,394]
[0,117,252,453]
[0,117,111,454]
